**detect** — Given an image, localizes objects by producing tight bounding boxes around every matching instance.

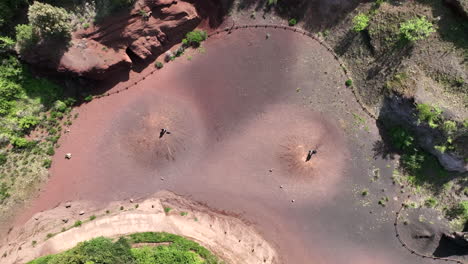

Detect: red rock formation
[22,0,204,80]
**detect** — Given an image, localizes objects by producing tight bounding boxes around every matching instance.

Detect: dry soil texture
[6,27,451,263]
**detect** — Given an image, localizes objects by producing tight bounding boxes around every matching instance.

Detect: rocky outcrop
[380,96,468,173]
[443,232,468,248]
[444,0,468,19]
[21,0,204,80]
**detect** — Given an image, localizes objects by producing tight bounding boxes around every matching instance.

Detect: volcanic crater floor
[7,28,451,263]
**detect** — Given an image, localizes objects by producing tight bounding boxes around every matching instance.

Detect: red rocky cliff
[22,0,204,80]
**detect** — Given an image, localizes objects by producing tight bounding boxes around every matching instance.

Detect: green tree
[15,24,38,52]
[182,30,207,47]
[28,2,71,38]
[400,16,435,42]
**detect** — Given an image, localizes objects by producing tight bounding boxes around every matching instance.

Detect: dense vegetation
[27,232,222,264]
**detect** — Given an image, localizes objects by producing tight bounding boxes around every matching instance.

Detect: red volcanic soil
[11,28,442,264]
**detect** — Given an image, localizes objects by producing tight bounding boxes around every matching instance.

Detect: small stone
[65,129,70,133]
[393,197,398,201]
[164,51,174,62]
[34,216,39,220]
[266,33,270,39]
[79,210,85,215]
[279,185,283,189]
[291,199,295,203]
[62,218,69,223]
[130,198,134,203]
[65,153,72,159]
[269,169,273,172]
[65,202,71,208]
[160,177,164,181]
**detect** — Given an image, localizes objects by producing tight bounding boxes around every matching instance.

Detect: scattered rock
[79,211,85,215]
[65,153,72,159]
[130,198,134,203]
[291,199,295,203]
[279,185,283,189]
[164,51,174,62]
[65,202,72,208]
[62,218,69,223]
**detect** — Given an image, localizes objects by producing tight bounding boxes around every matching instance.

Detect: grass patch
[424,197,438,208]
[164,207,171,213]
[27,232,220,264]
[73,220,82,227]
[288,18,297,26]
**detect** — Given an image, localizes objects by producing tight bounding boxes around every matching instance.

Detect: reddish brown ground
[10,28,444,264]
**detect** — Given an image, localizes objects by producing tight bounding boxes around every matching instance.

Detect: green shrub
[345,79,353,87]
[19,116,39,132]
[442,120,457,134]
[267,0,278,5]
[0,36,15,53]
[11,137,35,149]
[54,100,67,112]
[84,95,93,102]
[0,182,10,202]
[28,233,220,264]
[0,153,7,166]
[73,220,82,227]
[288,18,297,26]
[46,146,55,156]
[416,103,442,128]
[164,207,171,213]
[82,23,90,29]
[424,197,437,208]
[89,215,96,220]
[399,16,435,42]
[182,30,207,47]
[449,201,468,220]
[352,13,370,32]
[434,145,447,153]
[155,61,163,69]
[28,2,71,38]
[15,24,38,53]
[43,159,52,168]
[401,151,425,174]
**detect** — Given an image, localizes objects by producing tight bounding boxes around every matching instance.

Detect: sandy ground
[1,22,454,263]
[0,191,278,264]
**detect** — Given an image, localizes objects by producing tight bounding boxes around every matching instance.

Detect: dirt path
[0,191,278,264]
[2,25,450,264]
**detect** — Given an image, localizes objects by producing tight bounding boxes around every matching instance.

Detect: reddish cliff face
[22,0,206,80]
